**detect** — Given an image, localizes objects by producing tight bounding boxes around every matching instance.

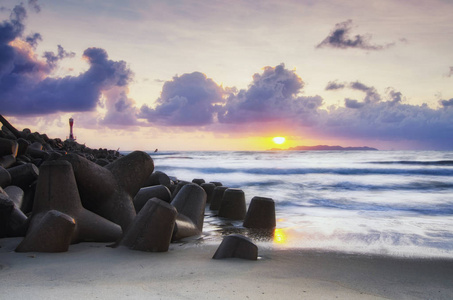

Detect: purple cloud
[317,19,395,51]
[218,64,322,125]
[440,98,453,107]
[138,72,224,126]
[325,81,346,90]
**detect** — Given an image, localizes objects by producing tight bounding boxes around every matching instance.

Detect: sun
[272,136,286,145]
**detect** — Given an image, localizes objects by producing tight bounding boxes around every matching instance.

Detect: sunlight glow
[272,136,286,145]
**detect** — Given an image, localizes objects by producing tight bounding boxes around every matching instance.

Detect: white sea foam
[146,150,453,258]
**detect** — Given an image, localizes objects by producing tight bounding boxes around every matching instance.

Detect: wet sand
[1,237,452,300]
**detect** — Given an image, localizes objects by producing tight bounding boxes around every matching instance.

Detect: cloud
[43,45,75,68]
[0,5,134,116]
[325,81,346,90]
[440,98,453,107]
[316,19,395,51]
[28,0,41,13]
[25,32,41,48]
[138,72,225,126]
[218,64,322,125]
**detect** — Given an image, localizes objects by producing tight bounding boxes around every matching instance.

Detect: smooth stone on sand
[119,198,177,252]
[171,183,207,232]
[0,166,11,188]
[15,210,76,253]
[212,234,258,260]
[243,196,276,229]
[133,185,172,213]
[201,183,215,204]
[209,186,228,211]
[218,188,247,220]
[30,160,122,243]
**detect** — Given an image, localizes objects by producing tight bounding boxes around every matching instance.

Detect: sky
[1,0,452,151]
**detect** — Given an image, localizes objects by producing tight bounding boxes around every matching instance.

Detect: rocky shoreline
[0,115,274,259]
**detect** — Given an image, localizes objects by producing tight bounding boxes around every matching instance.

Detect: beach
[1,237,452,299]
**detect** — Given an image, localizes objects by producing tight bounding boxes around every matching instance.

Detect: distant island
[269,145,378,151]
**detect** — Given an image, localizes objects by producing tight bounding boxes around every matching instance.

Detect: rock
[118,198,177,252]
[0,154,16,168]
[218,188,246,220]
[7,163,39,189]
[201,183,215,204]
[144,170,172,187]
[0,138,18,157]
[170,180,191,200]
[27,160,122,243]
[60,151,153,231]
[0,192,28,237]
[133,185,172,213]
[171,183,206,241]
[210,181,223,186]
[212,234,258,260]
[0,166,11,188]
[209,186,228,210]
[4,185,24,208]
[16,210,76,253]
[192,178,205,185]
[243,196,276,229]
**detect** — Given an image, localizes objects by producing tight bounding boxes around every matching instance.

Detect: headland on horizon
[269,145,378,151]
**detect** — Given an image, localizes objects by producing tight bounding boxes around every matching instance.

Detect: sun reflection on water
[273,228,288,245]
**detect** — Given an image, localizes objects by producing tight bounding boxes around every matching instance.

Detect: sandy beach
[1,237,452,300]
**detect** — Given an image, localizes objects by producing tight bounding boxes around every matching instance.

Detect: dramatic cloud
[218,64,322,125]
[317,19,395,51]
[0,4,134,118]
[138,72,224,126]
[321,81,453,149]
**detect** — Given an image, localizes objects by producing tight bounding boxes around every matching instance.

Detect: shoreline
[1,237,452,299]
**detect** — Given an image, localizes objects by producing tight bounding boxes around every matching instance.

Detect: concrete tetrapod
[133,185,172,213]
[212,234,258,260]
[243,196,276,229]
[0,192,28,237]
[171,183,207,241]
[209,186,228,211]
[16,210,76,253]
[22,160,122,246]
[60,151,154,231]
[201,183,215,204]
[118,198,177,252]
[218,188,246,220]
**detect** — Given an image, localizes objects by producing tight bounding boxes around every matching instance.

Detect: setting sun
[272,136,286,145]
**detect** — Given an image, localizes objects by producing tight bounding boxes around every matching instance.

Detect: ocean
[145,150,453,258]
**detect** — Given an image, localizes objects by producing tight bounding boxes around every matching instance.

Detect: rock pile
[0,115,276,260]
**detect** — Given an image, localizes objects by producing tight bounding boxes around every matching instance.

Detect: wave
[369,160,453,166]
[326,181,453,192]
[308,198,453,216]
[156,165,453,177]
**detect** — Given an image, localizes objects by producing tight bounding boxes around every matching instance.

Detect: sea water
[145,150,453,258]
